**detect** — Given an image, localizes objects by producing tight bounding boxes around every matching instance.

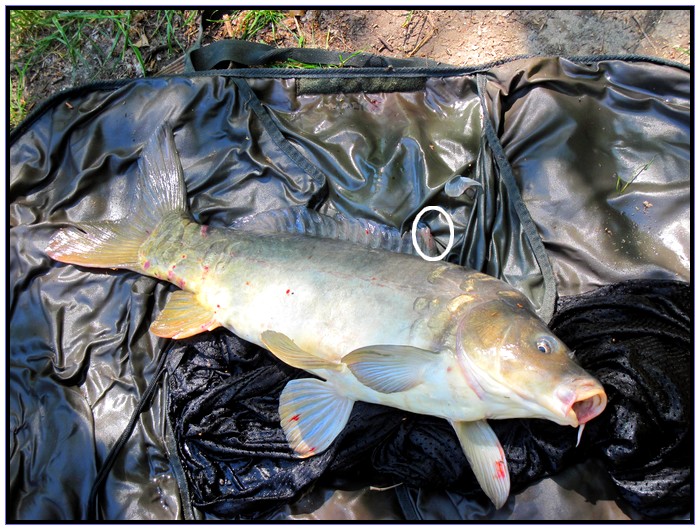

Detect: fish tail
[45,125,189,271]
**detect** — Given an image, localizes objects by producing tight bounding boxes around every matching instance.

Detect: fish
[45,125,607,509]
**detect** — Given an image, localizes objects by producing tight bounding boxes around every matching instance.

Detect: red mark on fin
[143,260,150,270]
[309,447,316,454]
[365,228,370,235]
[291,415,300,422]
[167,270,174,280]
[286,289,294,295]
[200,225,209,237]
[178,279,186,289]
[495,460,507,479]
[447,366,453,373]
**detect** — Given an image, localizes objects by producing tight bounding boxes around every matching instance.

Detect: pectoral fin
[343,345,439,394]
[279,378,354,458]
[150,290,221,339]
[451,420,510,509]
[261,331,340,371]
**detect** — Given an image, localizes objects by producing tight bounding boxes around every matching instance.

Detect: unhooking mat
[9,45,690,520]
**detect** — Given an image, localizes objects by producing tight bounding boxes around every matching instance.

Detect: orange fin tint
[45,125,190,273]
[45,220,145,270]
[150,290,221,339]
[261,331,340,371]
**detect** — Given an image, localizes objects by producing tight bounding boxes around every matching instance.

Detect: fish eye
[536,337,553,354]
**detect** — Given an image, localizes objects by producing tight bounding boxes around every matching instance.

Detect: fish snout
[555,379,607,427]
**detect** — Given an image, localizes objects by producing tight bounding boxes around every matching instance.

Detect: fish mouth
[556,381,607,427]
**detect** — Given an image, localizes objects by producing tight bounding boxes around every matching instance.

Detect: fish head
[455,291,606,428]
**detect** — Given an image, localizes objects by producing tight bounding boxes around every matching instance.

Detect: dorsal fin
[231,206,437,257]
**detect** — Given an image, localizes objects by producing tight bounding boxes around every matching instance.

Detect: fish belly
[210,234,451,359]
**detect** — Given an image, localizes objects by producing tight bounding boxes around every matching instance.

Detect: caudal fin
[45,125,189,271]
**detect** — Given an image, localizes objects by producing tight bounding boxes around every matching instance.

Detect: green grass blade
[615,156,657,194]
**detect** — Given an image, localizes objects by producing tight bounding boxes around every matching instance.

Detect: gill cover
[459,293,573,374]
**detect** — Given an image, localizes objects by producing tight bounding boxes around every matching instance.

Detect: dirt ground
[10,9,691,126]
[286,10,691,66]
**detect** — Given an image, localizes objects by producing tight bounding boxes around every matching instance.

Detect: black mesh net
[167,279,691,519]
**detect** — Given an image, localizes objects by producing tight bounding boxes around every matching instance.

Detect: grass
[615,156,656,194]
[13,10,145,74]
[211,9,303,45]
[9,9,196,128]
[9,9,296,127]
[239,9,285,40]
[157,10,198,52]
[9,68,28,129]
[270,50,368,70]
[9,9,361,127]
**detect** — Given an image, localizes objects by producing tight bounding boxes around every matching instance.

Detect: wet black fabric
[392,279,692,520]
[551,280,692,517]
[9,54,689,520]
[166,279,691,520]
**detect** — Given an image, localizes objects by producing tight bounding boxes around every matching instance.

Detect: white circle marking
[411,206,455,262]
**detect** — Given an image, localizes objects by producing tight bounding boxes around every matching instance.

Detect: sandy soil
[296,9,690,66]
[10,9,691,126]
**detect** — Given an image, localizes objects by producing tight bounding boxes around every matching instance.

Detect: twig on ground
[377,35,393,52]
[632,15,658,54]
[222,14,235,39]
[407,14,437,57]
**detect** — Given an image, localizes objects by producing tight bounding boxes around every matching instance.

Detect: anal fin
[150,290,221,339]
[280,378,354,458]
[451,420,510,509]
